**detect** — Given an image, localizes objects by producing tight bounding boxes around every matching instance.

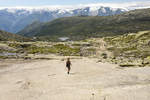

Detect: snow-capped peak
[0,2,134,13]
[0,1,149,16]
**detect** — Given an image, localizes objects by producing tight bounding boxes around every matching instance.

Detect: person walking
[66,58,71,74]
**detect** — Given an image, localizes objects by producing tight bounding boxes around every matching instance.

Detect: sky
[0,0,149,7]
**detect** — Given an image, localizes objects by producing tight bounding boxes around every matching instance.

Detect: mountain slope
[0,30,30,41]
[19,21,44,36]
[18,8,150,41]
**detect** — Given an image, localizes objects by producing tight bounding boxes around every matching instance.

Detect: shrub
[119,64,137,67]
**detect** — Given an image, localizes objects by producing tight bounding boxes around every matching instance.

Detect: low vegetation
[104,31,150,66]
[1,28,150,68]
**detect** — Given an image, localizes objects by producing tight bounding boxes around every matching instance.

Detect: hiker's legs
[67,67,71,74]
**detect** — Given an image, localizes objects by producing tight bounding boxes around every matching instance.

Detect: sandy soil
[0,57,150,100]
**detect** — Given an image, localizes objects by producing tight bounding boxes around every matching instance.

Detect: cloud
[83,1,150,9]
[117,1,150,9]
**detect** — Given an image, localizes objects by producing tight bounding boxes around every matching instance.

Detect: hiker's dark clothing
[66,61,71,70]
[66,59,71,74]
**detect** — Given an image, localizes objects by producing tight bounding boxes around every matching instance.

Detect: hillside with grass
[103,30,150,67]
[18,8,150,41]
[0,30,30,42]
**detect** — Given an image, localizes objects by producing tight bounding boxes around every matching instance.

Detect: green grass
[0,30,30,42]
[51,44,80,56]
[0,56,8,59]
[72,43,82,46]
[86,48,96,52]
[2,42,82,56]
[26,44,80,56]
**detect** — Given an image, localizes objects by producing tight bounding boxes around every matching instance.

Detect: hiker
[66,58,71,74]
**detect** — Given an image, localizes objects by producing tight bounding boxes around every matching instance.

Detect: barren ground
[0,57,150,100]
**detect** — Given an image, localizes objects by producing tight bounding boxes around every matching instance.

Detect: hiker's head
[67,58,70,61]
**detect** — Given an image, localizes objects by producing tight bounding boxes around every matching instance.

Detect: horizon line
[0,1,149,7]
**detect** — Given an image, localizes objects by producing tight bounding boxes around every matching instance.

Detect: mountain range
[0,2,149,35]
[0,6,128,33]
[1,1,150,33]
[18,8,150,41]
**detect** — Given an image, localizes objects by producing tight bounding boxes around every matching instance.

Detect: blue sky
[0,0,149,6]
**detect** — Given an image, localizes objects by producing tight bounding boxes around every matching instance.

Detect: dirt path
[0,58,150,100]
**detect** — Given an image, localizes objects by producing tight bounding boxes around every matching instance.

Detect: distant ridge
[18,8,150,41]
